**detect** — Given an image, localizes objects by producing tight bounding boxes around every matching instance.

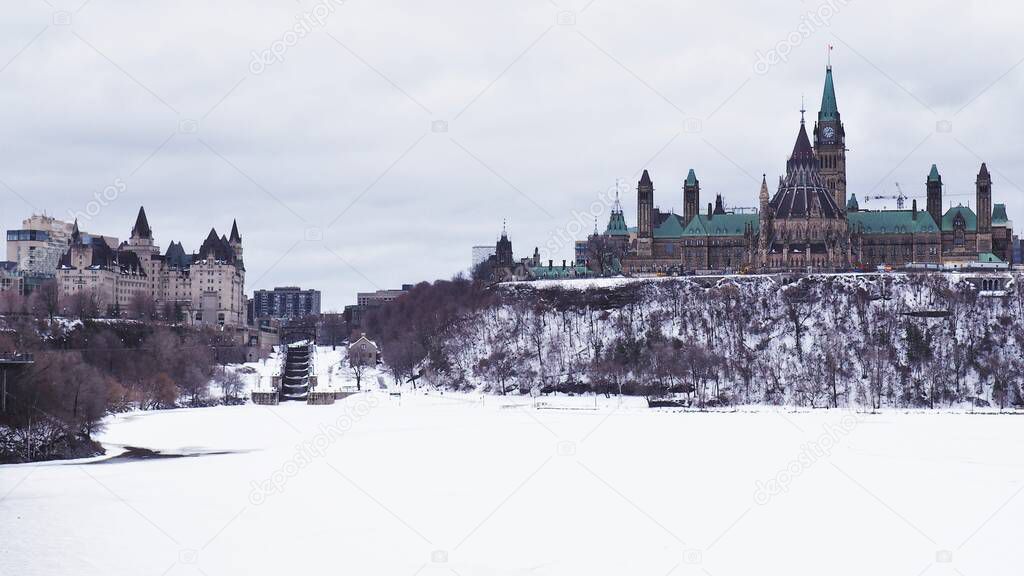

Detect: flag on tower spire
[819,63,839,121]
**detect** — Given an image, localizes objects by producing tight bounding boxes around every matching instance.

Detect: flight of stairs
[279,343,313,401]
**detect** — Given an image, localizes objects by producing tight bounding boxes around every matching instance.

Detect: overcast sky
[1,0,1022,308]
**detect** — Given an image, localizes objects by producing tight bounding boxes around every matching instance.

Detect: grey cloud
[1,0,1022,308]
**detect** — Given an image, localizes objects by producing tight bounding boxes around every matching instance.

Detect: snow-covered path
[1,393,1021,575]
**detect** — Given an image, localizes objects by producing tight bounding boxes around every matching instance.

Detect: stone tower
[813,65,847,210]
[637,170,654,258]
[976,163,993,253]
[127,206,159,280]
[495,222,514,268]
[683,169,699,225]
[129,206,154,249]
[926,164,943,228]
[758,174,770,260]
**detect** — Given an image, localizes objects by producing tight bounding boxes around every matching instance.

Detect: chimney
[562,260,566,268]
[707,203,713,218]
[912,199,918,220]
[548,259,553,269]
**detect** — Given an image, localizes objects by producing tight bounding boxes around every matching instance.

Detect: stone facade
[56,207,246,327]
[589,65,1012,274]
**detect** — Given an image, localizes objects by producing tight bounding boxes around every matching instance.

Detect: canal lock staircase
[279,342,314,401]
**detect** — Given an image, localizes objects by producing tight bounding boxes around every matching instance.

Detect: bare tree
[128,292,158,321]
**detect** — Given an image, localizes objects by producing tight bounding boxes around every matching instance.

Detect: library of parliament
[591,65,1014,274]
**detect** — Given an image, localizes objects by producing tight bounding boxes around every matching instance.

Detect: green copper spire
[846,193,859,212]
[928,164,941,183]
[992,203,1009,225]
[819,66,839,121]
[685,169,698,186]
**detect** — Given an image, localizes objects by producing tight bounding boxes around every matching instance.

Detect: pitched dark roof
[229,219,241,243]
[640,170,652,185]
[59,236,147,276]
[978,163,990,179]
[164,241,192,269]
[769,118,842,219]
[131,207,152,239]
[197,228,237,263]
[788,122,815,169]
[713,195,726,215]
[117,250,146,275]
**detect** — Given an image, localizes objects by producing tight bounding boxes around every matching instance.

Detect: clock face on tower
[823,126,835,141]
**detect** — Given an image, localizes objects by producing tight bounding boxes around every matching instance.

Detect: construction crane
[863,183,974,210]
[863,183,908,209]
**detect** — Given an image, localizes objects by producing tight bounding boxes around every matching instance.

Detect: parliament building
[589,65,1014,274]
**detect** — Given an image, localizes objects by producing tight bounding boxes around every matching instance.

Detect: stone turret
[229,219,243,261]
[976,163,993,253]
[758,175,770,258]
[683,169,699,225]
[926,164,943,229]
[636,170,654,258]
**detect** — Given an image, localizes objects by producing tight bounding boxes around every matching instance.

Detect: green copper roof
[978,252,1003,263]
[819,66,839,121]
[685,169,698,186]
[653,214,687,238]
[928,164,941,183]
[941,205,977,232]
[605,210,630,236]
[679,213,758,238]
[992,203,1009,226]
[530,265,591,279]
[847,211,939,235]
[846,194,859,211]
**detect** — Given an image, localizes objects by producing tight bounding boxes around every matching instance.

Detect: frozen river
[2,392,1021,575]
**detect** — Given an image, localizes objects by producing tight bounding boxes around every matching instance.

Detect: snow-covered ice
[1,392,1021,575]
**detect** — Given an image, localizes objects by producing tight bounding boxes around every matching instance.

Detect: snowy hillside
[403,273,1024,410]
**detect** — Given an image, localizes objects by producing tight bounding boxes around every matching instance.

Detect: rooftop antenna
[827,44,833,68]
[800,94,806,123]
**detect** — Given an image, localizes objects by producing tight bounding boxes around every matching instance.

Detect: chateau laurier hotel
[591,65,1014,273]
[56,208,246,327]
